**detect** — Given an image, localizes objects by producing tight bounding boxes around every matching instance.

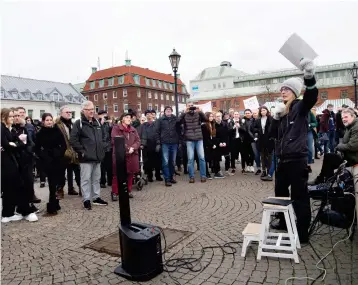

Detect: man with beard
[13,107,40,212]
[56,106,80,197]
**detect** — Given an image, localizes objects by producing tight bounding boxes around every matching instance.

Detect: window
[104,104,108,111]
[161,93,164,100]
[133,74,140,85]
[28,109,33,118]
[103,93,107,100]
[163,82,167,89]
[182,86,186,93]
[213,84,216,89]
[123,103,128,112]
[222,83,225,89]
[95,106,99,113]
[218,83,221,89]
[99,79,104,87]
[94,94,98,101]
[158,81,162,88]
[145,78,150,86]
[114,104,118,112]
[113,91,117,98]
[154,92,158,99]
[171,96,174,101]
[40,110,45,117]
[169,83,173,90]
[72,112,76,119]
[339,70,346,77]
[340,90,348,99]
[123,88,127,97]
[108,77,114,86]
[320,91,328,100]
[90,81,95,89]
[118,76,124,84]
[137,103,141,111]
[137,88,141,98]
[152,79,156,87]
[182,96,185,103]
[155,104,158,111]
[148,103,153,109]
[161,104,164,111]
[85,96,89,100]
[166,94,169,101]
[148,91,152,99]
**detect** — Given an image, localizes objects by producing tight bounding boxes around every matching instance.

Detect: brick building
[189,61,357,112]
[82,60,189,117]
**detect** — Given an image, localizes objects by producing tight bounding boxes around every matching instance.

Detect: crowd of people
[2,58,358,244]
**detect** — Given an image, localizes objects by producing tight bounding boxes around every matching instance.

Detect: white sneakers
[245,166,255,173]
[1,213,38,223]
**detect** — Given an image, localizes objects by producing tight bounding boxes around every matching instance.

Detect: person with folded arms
[269,58,318,243]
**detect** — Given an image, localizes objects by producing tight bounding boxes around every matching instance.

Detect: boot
[68,187,78,195]
[260,170,267,178]
[46,202,58,215]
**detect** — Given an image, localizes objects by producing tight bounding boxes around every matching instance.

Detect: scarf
[60,117,72,131]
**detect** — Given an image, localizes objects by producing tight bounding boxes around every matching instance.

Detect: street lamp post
[350,63,358,107]
[169,48,181,116]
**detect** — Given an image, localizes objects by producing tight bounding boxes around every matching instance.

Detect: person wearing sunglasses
[269,58,318,243]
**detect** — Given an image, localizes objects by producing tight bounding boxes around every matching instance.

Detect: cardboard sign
[279,33,318,68]
[243,96,259,110]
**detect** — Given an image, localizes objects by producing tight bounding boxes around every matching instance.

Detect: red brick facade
[82,64,189,117]
[191,85,355,112]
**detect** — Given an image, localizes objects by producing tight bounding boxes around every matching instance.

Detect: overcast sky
[2,1,358,88]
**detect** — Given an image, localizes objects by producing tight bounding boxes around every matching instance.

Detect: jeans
[328,130,336,153]
[80,163,101,202]
[268,153,277,177]
[161,144,178,181]
[251,142,261,168]
[307,131,314,164]
[186,140,206,178]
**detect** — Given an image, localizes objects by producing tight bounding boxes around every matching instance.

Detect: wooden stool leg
[288,204,301,249]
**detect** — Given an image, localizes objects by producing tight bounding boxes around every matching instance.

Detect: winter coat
[308,112,318,132]
[101,122,112,153]
[56,117,79,165]
[215,121,230,155]
[25,123,36,144]
[337,119,358,167]
[335,111,345,138]
[155,115,180,145]
[12,124,35,166]
[319,109,330,133]
[140,121,158,151]
[180,111,207,141]
[269,76,318,161]
[253,116,274,152]
[112,123,140,174]
[201,123,217,161]
[227,120,247,142]
[1,123,25,192]
[35,125,67,171]
[70,113,105,163]
[242,117,255,143]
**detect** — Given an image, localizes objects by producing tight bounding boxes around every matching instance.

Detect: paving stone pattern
[2,161,357,285]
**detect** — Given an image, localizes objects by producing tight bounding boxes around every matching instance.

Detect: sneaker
[128,193,134,198]
[214,172,225,179]
[261,175,273,181]
[165,181,172,187]
[84,200,92,210]
[225,170,234,176]
[206,174,213,180]
[100,184,106,188]
[111,193,118,201]
[189,178,195,183]
[30,204,40,214]
[250,166,255,173]
[92,198,108,206]
[156,177,164,182]
[201,177,207,183]
[1,214,23,223]
[170,179,177,184]
[25,213,38,222]
[255,169,262,175]
[231,169,236,174]
[260,171,267,178]
[68,188,79,195]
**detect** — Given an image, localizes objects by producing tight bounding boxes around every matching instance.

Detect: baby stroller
[134,149,147,190]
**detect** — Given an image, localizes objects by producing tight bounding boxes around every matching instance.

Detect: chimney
[91,67,97,74]
[125,59,131,66]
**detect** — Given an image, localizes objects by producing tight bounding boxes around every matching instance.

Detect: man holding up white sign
[269,58,318,243]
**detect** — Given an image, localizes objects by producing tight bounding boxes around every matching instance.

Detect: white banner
[243,96,259,110]
[195,101,212,113]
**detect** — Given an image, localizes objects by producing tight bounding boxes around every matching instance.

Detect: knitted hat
[164,106,173,112]
[120,112,133,120]
[281,77,303,98]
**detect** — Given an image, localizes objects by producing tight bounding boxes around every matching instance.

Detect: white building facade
[1,75,86,120]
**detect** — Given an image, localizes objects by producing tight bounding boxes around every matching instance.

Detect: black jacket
[35,125,67,170]
[215,121,230,155]
[70,114,105,163]
[140,121,157,151]
[155,115,180,145]
[101,122,112,152]
[269,77,318,160]
[12,124,35,166]
[241,118,255,143]
[253,116,274,152]
[180,111,207,141]
[227,120,246,142]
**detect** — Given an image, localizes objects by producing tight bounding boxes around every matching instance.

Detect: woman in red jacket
[111,112,140,200]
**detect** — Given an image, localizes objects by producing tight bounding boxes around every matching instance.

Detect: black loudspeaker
[113,136,163,281]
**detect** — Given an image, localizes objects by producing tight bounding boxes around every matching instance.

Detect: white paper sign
[243,96,259,110]
[279,33,318,68]
[195,101,212,113]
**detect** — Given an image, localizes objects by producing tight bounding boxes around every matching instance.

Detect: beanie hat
[281,77,303,98]
[164,106,173,112]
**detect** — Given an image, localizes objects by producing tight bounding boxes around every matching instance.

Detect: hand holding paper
[299,58,315,79]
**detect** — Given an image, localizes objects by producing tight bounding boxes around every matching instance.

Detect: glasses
[64,111,72,114]
[280,87,290,92]
[13,115,20,117]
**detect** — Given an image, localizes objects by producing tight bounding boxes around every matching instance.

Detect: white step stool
[257,197,301,263]
[241,223,261,257]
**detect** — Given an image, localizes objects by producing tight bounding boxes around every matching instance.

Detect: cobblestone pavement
[2,160,357,285]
